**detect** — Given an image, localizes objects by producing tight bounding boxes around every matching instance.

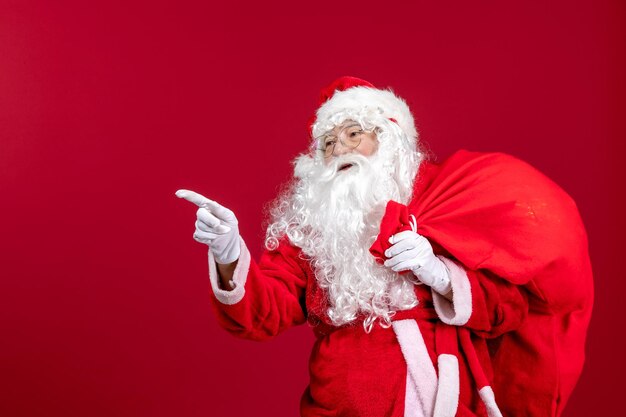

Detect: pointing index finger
[175,189,216,208]
[175,189,235,222]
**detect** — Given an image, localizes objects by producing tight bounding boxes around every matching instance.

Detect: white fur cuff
[431,256,472,326]
[208,237,250,305]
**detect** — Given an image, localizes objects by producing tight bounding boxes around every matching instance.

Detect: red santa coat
[205,150,593,417]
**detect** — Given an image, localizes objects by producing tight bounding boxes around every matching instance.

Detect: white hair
[265,109,424,332]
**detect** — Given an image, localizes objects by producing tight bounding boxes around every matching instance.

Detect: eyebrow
[328,122,361,134]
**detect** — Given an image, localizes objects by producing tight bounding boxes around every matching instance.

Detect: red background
[1,1,624,416]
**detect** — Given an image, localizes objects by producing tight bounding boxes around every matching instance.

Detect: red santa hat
[310,76,418,144]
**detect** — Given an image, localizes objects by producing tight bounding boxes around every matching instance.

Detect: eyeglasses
[316,122,374,158]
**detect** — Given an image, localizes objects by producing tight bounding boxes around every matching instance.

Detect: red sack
[405,150,593,416]
[369,200,416,275]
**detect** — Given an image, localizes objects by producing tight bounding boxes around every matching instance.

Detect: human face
[317,121,378,162]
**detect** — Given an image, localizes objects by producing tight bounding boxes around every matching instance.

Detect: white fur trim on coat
[392,319,438,417]
[432,256,472,326]
[313,86,417,140]
[433,354,460,417]
[404,370,424,417]
[208,237,250,305]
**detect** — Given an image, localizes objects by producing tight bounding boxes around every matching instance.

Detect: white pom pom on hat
[309,76,418,142]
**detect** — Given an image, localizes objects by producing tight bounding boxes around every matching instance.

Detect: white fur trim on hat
[313,86,418,140]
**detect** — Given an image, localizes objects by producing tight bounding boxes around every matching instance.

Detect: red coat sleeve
[464,269,529,338]
[206,237,309,341]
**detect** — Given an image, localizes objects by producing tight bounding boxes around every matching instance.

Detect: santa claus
[177,76,593,417]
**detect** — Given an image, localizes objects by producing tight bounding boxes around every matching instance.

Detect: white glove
[175,189,241,264]
[383,230,452,295]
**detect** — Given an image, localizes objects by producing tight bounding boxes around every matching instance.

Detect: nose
[332,139,353,156]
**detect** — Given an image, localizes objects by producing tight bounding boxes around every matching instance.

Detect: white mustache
[319,154,370,181]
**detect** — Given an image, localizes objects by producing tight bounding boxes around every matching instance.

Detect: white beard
[265,121,422,332]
